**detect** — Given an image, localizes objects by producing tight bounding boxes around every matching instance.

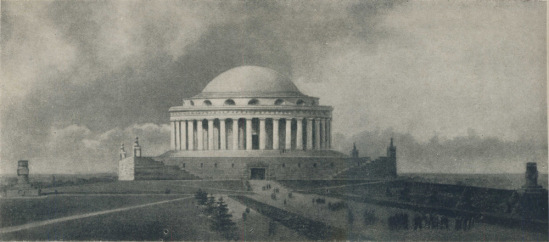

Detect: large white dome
[195,66,305,98]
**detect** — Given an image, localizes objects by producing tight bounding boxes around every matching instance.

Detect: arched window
[274,99,284,105]
[224,99,236,105]
[214,163,218,168]
[282,163,286,168]
[296,99,305,106]
[232,163,235,168]
[189,100,195,106]
[313,163,317,168]
[200,163,203,168]
[298,163,301,168]
[203,100,212,106]
[248,99,259,105]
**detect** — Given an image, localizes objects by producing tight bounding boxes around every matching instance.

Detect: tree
[210,197,237,240]
[205,194,216,215]
[194,189,208,205]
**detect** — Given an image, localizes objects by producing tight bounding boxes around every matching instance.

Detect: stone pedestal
[5,160,41,197]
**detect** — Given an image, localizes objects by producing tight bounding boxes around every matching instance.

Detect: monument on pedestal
[517,162,547,219]
[521,162,544,193]
[6,160,41,197]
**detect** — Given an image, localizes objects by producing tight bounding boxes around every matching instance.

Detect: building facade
[119,66,397,181]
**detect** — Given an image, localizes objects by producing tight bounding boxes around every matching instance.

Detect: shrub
[194,189,208,205]
[363,209,377,226]
[328,201,347,211]
[347,209,354,224]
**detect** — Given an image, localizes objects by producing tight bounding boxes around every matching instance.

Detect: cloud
[339,128,548,174]
[296,1,546,142]
[0,1,545,174]
[1,123,170,174]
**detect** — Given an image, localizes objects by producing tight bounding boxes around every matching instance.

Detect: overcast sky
[1,0,546,174]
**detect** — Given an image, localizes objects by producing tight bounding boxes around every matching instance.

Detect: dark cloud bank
[1,1,546,174]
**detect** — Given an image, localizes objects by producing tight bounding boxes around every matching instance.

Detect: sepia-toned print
[0,0,547,241]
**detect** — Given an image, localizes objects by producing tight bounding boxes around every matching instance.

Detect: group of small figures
[261,184,272,191]
[389,212,475,231]
[412,213,450,230]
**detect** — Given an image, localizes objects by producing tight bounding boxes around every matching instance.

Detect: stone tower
[17,160,30,185]
[523,162,543,191]
[387,138,396,160]
[5,160,40,197]
[120,143,127,160]
[133,137,141,157]
[386,138,397,177]
[351,143,359,159]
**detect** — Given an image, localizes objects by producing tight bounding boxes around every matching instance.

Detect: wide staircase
[134,157,200,180]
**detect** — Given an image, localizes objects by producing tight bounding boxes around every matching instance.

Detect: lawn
[40,180,248,194]
[0,194,184,228]
[0,194,308,241]
[0,197,225,241]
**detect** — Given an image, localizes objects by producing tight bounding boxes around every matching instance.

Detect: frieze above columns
[169,108,332,121]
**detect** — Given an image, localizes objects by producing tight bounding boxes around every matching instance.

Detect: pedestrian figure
[432,214,439,229]
[441,215,449,229]
[268,221,277,236]
[413,214,422,230]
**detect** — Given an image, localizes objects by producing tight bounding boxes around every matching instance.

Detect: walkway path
[0,196,192,235]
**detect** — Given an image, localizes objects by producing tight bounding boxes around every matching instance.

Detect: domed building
[169,66,332,153]
[119,66,397,180]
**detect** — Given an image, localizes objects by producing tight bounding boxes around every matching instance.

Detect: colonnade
[171,117,331,151]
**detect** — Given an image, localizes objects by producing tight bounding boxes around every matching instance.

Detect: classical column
[188,120,194,150]
[259,118,266,150]
[220,119,226,150]
[175,121,181,150]
[315,119,321,150]
[296,118,303,150]
[285,118,292,150]
[181,120,187,150]
[197,120,203,150]
[232,119,238,150]
[171,121,176,150]
[320,119,326,150]
[246,118,252,150]
[208,119,214,150]
[272,118,279,150]
[327,118,332,149]
[306,118,313,150]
